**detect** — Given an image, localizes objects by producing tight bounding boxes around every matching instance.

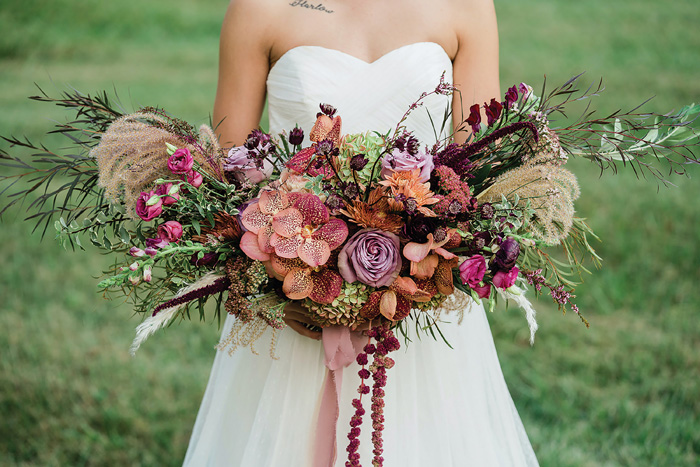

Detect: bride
[185,0,539,465]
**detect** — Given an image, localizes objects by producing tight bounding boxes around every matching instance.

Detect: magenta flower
[185,170,203,188]
[167,148,194,174]
[157,221,183,244]
[493,266,519,289]
[135,190,163,221]
[472,283,492,299]
[338,229,402,288]
[154,182,179,205]
[458,254,487,288]
[519,82,533,99]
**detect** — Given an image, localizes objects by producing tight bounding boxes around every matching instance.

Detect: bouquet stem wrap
[315,326,365,467]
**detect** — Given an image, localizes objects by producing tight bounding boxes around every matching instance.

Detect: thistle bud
[289,127,304,146]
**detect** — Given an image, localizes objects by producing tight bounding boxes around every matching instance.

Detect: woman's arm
[213,0,273,147]
[450,0,500,143]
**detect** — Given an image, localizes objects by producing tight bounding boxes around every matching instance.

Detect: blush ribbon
[314,325,365,467]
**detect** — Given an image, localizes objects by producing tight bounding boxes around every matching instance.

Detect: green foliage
[1,0,699,466]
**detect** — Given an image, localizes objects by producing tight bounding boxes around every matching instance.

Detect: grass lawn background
[1,0,698,465]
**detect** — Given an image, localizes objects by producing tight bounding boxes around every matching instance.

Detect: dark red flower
[485,98,503,126]
[465,104,481,133]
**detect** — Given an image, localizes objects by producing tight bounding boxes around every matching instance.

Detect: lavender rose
[338,229,402,288]
[223,146,273,184]
[167,148,194,174]
[135,190,163,221]
[380,147,434,183]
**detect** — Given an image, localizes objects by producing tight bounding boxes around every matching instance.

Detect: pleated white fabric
[184,42,538,467]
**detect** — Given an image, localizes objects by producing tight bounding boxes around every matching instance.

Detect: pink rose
[168,148,194,174]
[155,183,180,205]
[157,220,183,244]
[135,190,163,221]
[493,266,519,290]
[472,283,492,299]
[185,170,203,188]
[458,254,487,288]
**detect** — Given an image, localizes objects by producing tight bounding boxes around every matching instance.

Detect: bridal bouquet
[2,76,698,466]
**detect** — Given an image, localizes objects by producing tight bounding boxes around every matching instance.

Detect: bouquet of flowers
[2,76,698,466]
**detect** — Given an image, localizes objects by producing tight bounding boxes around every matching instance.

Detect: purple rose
[135,190,163,221]
[168,148,194,174]
[223,146,273,184]
[493,266,519,290]
[338,229,402,288]
[459,254,487,288]
[380,147,434,182]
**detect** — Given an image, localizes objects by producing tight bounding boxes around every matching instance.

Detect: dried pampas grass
[90,112,223,218]
[479,150,580,246]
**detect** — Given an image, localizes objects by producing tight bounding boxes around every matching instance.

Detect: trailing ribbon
[314,326,365,467]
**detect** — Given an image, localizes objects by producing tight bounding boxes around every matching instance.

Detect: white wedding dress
[184,42,539,467]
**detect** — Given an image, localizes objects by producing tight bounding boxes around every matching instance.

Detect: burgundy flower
[157,220,183,244]
[493,266,519,289]
[458,254,487,288]
[504,85,518,109]
[289,127,304,146]
[350,153,368,171]
[338,229,402,288]
[167,148,194,174]
[494,237,520,271]
[465,104,482,134]
[135,190,163,221]
[190,252,219,267]
[485,98,503,126]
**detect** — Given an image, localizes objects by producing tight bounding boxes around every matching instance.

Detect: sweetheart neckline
[268,41,452,76]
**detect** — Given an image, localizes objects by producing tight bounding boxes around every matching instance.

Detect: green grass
[1,0,699,465]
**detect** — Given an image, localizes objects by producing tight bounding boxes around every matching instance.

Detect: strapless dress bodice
[266,42,453,143]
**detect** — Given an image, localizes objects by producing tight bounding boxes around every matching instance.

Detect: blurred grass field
[1,0,699,465]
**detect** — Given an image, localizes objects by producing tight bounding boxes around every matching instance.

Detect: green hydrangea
[337,132,388,186]
[304,281,373,328]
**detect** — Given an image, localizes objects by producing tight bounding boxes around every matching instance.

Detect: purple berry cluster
[346,326,400,467]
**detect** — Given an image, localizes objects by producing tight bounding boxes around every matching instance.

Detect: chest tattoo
[289,0,334,14]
